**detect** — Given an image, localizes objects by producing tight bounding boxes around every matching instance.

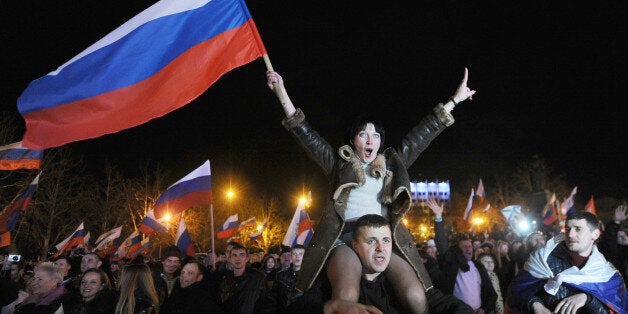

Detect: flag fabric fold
[153,160,212,219]
[54,222,86,257]
[113,230,142,260]
[250,218,267,242]
[541,193,558,226]
[18,0,268,149]
[560,186,577,215]
[282,200,314,247]
[476,179,486,202]
[0,232,10,248]
[139,210,169,235]
[239,216,256,229]
[501,205,523,222]
[93,226,123,257]
[217,214,239,239]
[463,188,474,221]
[584,195,596,215]
[0,173,41,233]
[176,216,195,257]
[129,237,151,259]
[0,142,44,170]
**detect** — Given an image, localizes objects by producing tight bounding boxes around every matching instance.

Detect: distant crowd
[1,206,627,313]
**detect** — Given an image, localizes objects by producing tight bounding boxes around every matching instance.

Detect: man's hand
[426,197,444,218]
[553,293,587,314]
[323,299,383,314]
[531,301,552,314]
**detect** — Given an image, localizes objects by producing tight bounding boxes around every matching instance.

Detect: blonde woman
[115,264,159,314]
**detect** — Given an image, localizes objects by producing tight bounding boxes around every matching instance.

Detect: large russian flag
[0,142,44,170]
[153,160,212,218]
[18,0,267,149]
[0,173,41,233]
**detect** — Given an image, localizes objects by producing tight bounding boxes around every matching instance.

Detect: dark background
[1,1,625,212]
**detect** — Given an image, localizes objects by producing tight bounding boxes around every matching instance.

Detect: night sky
[1,1,625,214]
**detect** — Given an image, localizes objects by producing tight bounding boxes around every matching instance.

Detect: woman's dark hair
[344,115,385,148]
[82,268,112,291]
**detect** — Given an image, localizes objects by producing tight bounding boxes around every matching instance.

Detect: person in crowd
[597,204,628,284]
[259,254,278,290]
[509,240,526,274]
[524,231,546,253]
[271,244,306,311]
[278,249,292,272]
[210,243,266,313]
[115,263,160,314]
[266,67,476,314]
[158,246,182,297]
[491,240,514,295]
[287,214,474,313]
[426,239,438,260]
[52,255,74,286]
[427,197,497,313]
[1,259,25,307]
[13,262,70,314]
[507,211,628,313]
[65,268,117,314]
[477,253,504,314]
[160,260,223,314]
[214,242,238,272]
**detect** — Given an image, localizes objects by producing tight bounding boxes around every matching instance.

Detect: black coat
[161,281,224,314]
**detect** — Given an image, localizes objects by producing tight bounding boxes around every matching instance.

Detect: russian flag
[541,193,558,226]
[139,210,169,235]
[282,200,313,247]
[0,142,44,170]
[112,231,138,261]
[54,222,87,257]
[250,218,267,243]
[475,179,486,202]
[463,188,474,221]
[0,172,40,233]
[18,0,267,149]
[129,237,151,259]
[154,160,212,219]
[239,216,256,229]
[93,226,122,256]
[217,213,239,239]
[560,186,577,215]
[121,230,143,258]
[176,216,195,257]
[584,195,597,215]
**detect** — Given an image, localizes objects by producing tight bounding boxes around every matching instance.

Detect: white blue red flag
[18,0,267,149]
[283,200,314,247]
[239,216,256,229]
[217,214,239,239]
[584,195,596,215]
[176,216,195,257]
[0,172,41,233]
[93,226,122,257]
[129,237,151,259]
[463,188,474,221]
[0,142,44,170]
[560,186,577,215]
[475,179,486,202]
[541,193,558,226]
[54,222,87,257]
[250,218,268,243]
[139,210,169,235]
[153,160,212,219]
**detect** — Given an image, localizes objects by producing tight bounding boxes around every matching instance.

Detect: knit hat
[161,245,182,261]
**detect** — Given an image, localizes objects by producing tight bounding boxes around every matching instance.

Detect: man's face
[230,249,249,271]
[291,249,305,268]
[458,240,474,261]
[80,254,102,273]
[280,252,292,268]
[565,219,600,256]
[351,123,381,163]
[163,256,181,275]
[352,225,392,281]
[425,246,437,259]
[54,259,71,276]
[528,233,546,251]
[179,263,203,288]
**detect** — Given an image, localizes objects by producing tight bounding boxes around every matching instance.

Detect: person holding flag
[266,68,477,313]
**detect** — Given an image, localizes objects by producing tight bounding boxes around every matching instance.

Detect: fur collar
[338,145,387,185]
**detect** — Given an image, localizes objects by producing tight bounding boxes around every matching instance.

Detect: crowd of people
[1,205,627,313]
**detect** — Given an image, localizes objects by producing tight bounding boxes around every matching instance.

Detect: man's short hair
[182,259,208,275]
[291,244,306,252]
[566,211,599,230]
[352,214,390,241]
[53,255,71,263]
[230,243,247,255]
[83,252,102,262]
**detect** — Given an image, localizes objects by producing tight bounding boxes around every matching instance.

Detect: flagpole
[262,54,286,105]
[210,204,215,271]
